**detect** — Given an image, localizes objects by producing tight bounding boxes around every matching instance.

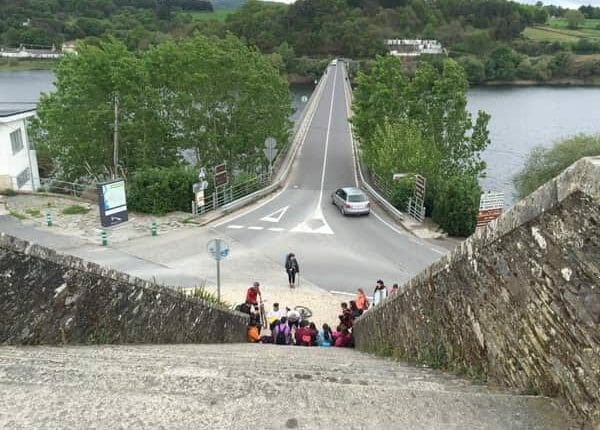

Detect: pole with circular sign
[207,238,229,301]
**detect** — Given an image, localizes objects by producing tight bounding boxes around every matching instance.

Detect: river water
[2,70,600,206]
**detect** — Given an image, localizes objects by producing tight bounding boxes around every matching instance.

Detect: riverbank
[481,77,600,87]
[0,58,58,72]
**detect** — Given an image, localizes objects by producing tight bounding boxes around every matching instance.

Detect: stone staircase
[0,344,577,430]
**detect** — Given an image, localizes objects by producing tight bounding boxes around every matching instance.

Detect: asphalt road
[213,62,448,295]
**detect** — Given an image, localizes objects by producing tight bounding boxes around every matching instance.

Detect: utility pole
[113,94,119,179]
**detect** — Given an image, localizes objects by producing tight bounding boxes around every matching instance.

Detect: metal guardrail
[340,62,406,222]
[196,173,270,215]
[39,178,96,198]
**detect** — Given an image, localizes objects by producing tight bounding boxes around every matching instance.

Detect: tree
[30,34,292,182]
[513,134,600,199]
[432,174,481,236]
[565,10,585,29]
[352,56,491,235]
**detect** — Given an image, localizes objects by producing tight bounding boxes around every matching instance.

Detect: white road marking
[268,227,285,232]
[227,225,245,229]
[247,226,264,230]
[260,205,289,223]
[290,220,334,235]
[316,65,337,213]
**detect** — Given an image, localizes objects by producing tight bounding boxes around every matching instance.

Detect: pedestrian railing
[39,178,96,199]
[195,172,270,216]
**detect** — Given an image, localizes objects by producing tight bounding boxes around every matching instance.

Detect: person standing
[356,288,369,312]
[285,253,300,288]
[245,281,262,312]
[389,283,399,296]
[372,279,388,307]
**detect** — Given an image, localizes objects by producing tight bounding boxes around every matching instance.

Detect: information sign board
[97,179,128,227]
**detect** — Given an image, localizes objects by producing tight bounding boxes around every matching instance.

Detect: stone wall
[0,233,247,345]
[353,157,600,427]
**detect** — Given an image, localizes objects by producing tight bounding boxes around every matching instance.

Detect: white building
[0,108,40,192]
[385,39,444,57]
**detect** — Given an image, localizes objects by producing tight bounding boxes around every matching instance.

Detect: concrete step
[0,344,578,430]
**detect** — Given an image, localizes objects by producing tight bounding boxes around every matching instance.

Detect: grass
[524,18,600,44]
[523,27,580,43]
[62,205,90,215]
[25,208,41,217]
[177,9,233,22]
[0,58,57,72]
[9,210,26,220]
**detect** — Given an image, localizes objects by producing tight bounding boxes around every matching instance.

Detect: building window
[10,129,24,155]
[16,167,31,189]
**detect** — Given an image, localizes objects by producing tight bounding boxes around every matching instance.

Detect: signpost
[191,168,209,215]
[263,137,277,178]
[214,163,228,187]
[477,191,504,227]
[97,179,128,227]
[207,238,230,301]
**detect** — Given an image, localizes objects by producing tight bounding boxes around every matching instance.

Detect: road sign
[193,181,209,193]
[198,167,206,180]
[263,146,278,162]
[477,191,504,227]
[206,238,229,301]
[195,190,205,207]
[214,163,228,187]
[207,238,229,261]
[97,179,128,228]
[264,137,277,149]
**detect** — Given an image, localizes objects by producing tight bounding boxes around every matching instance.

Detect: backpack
[275,324,288,345]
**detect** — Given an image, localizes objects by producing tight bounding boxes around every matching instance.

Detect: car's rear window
[348,194,367,202]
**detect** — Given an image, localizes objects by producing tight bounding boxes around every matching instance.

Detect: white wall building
[385,39,444,57]
[0,108,40,192]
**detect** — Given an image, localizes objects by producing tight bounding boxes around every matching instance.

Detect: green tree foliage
[127,166,197,214]
[513,134,600,199]
[432,174,480,236]
[485,46,521,81]
[352,56,490,235]
[30,34,291,182]
[565,10,585,29]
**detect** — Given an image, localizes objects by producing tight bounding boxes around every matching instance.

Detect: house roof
[0,107,36,118]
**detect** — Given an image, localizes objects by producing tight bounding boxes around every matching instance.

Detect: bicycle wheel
[294,305,313,319]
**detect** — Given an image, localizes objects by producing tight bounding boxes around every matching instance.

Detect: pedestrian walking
[285,253,300,288]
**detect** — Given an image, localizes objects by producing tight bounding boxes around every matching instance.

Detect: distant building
[0,108,40,192]
[0,45,63,59]
[62,42,77,54]
[385,39,444,57]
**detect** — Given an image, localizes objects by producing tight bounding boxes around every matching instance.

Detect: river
[2,70,600,206]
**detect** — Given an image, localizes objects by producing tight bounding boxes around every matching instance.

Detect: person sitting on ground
[338,302,353,329]
[273,317,291,345]
[372,279,388,307]
[267,302,284,330]
[295,320,314,346]
[307,322,319,346]
[317,323,334,347]
[389,283,399,295]
[349,300,362,319]
[286,307,301,329]
[247,321,260,343]
[356,288,369,312]
[245,281,262,312]
[334,327,354,348]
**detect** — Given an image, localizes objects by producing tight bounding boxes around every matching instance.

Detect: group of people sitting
[240,278,400,348]
[246,302,354,348]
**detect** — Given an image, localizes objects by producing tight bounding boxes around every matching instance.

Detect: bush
[62,205,90,215]
[127,166,197,215]
[389,179,415,212]
[513,134,600,199]
[1,188,17,196]
[432,174,481,237]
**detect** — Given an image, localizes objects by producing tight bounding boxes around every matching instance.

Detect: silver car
[331,187,370,216]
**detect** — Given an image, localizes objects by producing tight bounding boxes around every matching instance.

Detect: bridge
[0,61,598,428]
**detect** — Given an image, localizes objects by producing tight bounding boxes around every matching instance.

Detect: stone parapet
[354,157,600,427]
[0,233,247,345]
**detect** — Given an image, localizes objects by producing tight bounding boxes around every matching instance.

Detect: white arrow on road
[290,205,333,235]
[260,206,289,223]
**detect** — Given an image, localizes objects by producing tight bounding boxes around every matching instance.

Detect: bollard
[151,222,157,237]
[100,230,107,246]
[46,212,52,227]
